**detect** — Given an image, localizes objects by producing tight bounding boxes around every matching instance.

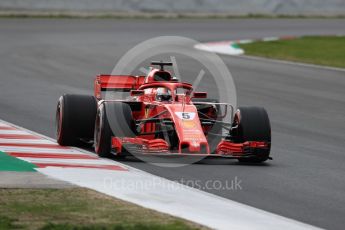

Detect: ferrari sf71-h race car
[56,61,271,163]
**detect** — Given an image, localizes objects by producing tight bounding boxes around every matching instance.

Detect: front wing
[111,137,270,159]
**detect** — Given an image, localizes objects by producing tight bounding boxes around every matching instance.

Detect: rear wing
[94,75,145,99]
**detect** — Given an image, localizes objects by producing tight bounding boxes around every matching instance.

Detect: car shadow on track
[113,156,271,167]
[78,146,271,167]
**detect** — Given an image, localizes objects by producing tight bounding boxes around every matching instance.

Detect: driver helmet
[156,87,172,101]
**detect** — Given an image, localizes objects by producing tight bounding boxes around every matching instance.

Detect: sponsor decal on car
[175,112,196,120]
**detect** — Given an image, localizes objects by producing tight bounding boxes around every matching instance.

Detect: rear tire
[56,94,97,146]
[94,102,135,158]
[231,107,271,163]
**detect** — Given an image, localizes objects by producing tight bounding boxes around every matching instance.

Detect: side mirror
[192,92,207,98]
[130,90,144,97]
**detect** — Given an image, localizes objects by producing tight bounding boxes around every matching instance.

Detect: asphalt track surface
[0,19,344,229]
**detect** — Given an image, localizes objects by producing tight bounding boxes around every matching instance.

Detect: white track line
[0,119,322,230]
[0,123,11,127]
[0,146,83,154]
[194,42,244,55]
[18,157,122,166]
[38,167,321,230]
[0,130,32,135]
[0,139,53,144]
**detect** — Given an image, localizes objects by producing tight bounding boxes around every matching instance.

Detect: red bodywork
[94,70,269,158]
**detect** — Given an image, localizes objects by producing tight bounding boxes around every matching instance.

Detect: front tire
[94,102,135,158]
[94,103,112,157]
[231,107,271,163]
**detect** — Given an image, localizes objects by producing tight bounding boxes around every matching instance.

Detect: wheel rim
[94,109,102,153]
[55,101,63,140]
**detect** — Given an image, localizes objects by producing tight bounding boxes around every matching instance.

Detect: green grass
[0,188,205,230]
[239,36,345,68]
[0,216,22,229]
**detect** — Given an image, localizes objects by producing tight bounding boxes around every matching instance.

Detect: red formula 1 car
[56,61,271,163]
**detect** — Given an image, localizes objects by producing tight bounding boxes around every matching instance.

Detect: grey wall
[0,0,345,15]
